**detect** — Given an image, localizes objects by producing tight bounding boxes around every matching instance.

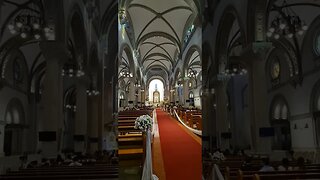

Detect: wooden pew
[1,164,119,179]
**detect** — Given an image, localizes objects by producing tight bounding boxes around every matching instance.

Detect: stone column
[201,88,217,152]
[140,90,145,106]
[74,82,87,153]
[128,79,135,106]
[87,95,99,154]
[137,89,141,106]
[169,86,174,103]
[215,81,230,150]
[175,87,179,105]
[0,122,5,156]
[241,43,272,152]
[38,42,68,158]
[248,54,271,153]
[183,77,189,107]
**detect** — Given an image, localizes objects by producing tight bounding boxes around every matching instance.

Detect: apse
[148,79,164,102]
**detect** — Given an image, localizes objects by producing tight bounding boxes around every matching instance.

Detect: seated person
[210,149,226,161]
[278,158,292,171]
[241,157,253,170]
[293,157,305,170]
[27,160,38,168]
[68,157,82,166]
[19,155,28,169]
[64,154,73,163]
[56,154,64,165]
[40,158,51,167]
[259,158,275,172]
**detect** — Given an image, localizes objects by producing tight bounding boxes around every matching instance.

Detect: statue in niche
[153,84,160,103]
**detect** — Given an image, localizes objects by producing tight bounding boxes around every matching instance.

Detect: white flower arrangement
[134,115,153,132]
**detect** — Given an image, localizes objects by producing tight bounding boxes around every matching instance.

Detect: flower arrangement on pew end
[134,115,153,132]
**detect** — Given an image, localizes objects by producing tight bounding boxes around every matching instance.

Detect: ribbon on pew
[141,110,158,180]
[173,109,202,136]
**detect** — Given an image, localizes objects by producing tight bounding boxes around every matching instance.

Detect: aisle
[156,109,201,180]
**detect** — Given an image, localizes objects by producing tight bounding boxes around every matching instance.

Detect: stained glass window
[315,32,320,56]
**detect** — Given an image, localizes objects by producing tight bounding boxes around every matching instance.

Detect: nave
[154,109,201,180]
[0,0,119,179]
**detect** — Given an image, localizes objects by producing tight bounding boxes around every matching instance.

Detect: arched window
[189,91,194,99]
[4,99,25,156]
[189,91,194,106]
[119,92,125,107]
[120,93,125,100]
[314,31,320,56]
[311,80,320,147]
[317,96,320,111]
[153,91,160,103]
[270,96,291,150]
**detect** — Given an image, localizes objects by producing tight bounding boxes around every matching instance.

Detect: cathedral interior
[0,0,319,179]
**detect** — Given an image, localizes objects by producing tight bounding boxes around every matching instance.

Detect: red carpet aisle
[156,109,201,180]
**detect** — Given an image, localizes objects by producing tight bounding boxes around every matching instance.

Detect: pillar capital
[39,41,69,64]
[242,42,273,62]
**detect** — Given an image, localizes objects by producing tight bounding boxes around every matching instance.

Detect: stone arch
[147,76,166,90]
[301,14,320,71]
[173,67,182,85]
[269,94,291,150]
[119,43,135,74]
[311,79,320,147]
[311,79,320,113]
[215,6,247,74]
[66,4,87,67]
[264,45,296,88]
[88,45,99,71]
[202,41,213,88]
[1,48,29,91]
[183,45,201,77]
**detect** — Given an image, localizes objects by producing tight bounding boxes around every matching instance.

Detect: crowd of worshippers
[18,150,118,169]
[242,156,307,172]
[204,148,308,172]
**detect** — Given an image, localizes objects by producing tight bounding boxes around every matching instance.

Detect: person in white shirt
[210,149,226,161]
[259,158,275,172]
[277,158,292,171]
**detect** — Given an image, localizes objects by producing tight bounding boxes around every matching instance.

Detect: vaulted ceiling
[120,0,200,84]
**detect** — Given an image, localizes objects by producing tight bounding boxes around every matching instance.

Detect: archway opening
[148,79,164,105]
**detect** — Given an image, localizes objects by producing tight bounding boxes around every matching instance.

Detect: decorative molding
[252,42,273,55]
[290,112,312,121]
[268,66,320,92]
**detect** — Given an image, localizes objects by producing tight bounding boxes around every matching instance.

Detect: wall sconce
[65,104,76,112]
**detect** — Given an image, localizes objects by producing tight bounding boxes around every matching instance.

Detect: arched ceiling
[120,0,200,82]
[187,50,201,76]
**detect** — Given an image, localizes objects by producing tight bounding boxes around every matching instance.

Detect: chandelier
[187,68,197,78]
[266,0,308,39]
[61,64,85,78]
[119,70,133,78]
[134,82,141,88]
[65,104,77,112]
[7,4,55,40]
[86,89,100,96]
[219,63,248,77]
